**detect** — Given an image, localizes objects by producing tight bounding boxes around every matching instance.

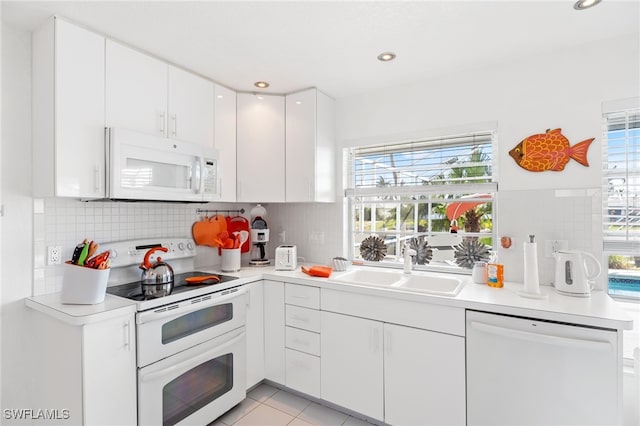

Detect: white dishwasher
[466,310,621,426]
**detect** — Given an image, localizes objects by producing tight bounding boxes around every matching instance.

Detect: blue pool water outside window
[603,101,640,300]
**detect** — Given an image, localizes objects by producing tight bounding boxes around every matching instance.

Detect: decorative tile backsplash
[32,198,251,295]
[497,188,602,287]
[32,188,603,295]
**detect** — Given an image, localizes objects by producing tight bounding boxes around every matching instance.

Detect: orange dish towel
[301,265,333,278]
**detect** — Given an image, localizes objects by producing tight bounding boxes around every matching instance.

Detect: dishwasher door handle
[469,321,613,352]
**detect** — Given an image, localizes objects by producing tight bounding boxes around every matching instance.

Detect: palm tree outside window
[346,130,497,271]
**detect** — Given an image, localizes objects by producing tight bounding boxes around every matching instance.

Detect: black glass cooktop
[106,271,239,301]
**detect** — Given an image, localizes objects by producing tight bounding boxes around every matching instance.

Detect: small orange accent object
[301,265,333,278]
[500,236,512,249]
[487,263,504,288]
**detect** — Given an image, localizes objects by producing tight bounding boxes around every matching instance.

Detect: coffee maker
[249,204,270,266]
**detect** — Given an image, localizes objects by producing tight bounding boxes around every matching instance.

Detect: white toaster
[275,245,297,270]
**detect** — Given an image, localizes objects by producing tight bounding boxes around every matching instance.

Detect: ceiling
[2,1,639,99]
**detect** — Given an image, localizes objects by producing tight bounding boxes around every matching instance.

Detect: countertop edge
[26,265,634,330]
[25,294,138,326]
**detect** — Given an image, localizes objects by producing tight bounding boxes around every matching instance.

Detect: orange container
[486,263,504,288]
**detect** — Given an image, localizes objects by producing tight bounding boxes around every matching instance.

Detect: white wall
[1,23,33,420]
[270,34,640,288]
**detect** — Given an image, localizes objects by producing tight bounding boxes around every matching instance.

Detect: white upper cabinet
[168,66,214,148]
[285,89,336,202]
[106,41,214,148]
[105,40,168,138]
[214,84,237,201]
[33,17,106,198]
[236,93,286,202]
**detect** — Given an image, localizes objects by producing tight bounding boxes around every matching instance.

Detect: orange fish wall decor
[509,128,594,172]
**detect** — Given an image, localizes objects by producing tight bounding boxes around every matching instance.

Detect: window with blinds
[345,131,497,270]
[603,107,640,299]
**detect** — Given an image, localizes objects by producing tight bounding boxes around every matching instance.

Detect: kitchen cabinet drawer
[285,305,320,333]
[285,326,320,356]
[285,348,320,398]
[285,283,320,309]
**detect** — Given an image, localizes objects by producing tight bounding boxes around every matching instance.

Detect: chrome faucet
[403,242,417,274]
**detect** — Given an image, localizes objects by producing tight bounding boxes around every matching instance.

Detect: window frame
[602,98,640,301]
[344,127,498,274]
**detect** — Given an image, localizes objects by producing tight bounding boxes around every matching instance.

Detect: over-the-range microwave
[106,127,220,202]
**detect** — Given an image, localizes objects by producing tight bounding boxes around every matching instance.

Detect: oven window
[163,353,233,426]
[162,303,233,344]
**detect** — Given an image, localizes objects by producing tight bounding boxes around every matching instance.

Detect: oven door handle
[136,288,246,325]
[140,330,245,383]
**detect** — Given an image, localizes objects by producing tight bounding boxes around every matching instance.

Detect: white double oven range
[104,238,246,426]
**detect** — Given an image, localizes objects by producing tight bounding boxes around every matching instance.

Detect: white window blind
[346,133,496,198]
[345,130,497,268]
[603,109,640,251]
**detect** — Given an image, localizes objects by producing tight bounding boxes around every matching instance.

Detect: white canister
[221,248,241,272]
[472,261,487,284]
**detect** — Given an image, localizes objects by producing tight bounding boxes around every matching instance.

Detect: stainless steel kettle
[139,247,174,298]
[553,250,601,297]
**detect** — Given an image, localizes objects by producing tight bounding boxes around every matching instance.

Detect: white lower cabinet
[320,291,466,425]
[321,311,385,421]
[264,280,286,383]
[384,323,466,426]
[29,308,136,425]
[265,283,466,426]
[245,281,265,389]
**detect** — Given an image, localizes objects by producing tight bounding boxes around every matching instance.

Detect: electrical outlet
[47,246,63,265]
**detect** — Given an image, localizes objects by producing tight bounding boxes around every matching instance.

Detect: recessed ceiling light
[295,101,302,105]
[573,0,601,10]
[254,81,270,89]
[216,94,224,99]
[377,52,396,62]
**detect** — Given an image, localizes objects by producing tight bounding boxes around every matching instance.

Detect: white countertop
[25,292,137,326]
[254,265,634,331]
[27,264,634,330]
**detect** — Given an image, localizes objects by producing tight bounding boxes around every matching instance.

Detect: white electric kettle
[553,250,602,297]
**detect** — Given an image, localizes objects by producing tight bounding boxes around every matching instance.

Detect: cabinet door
[263,280,285,383]
[321,311,384,421]
[285,89,316,202]
[105,40,167,137]
[384,323,466,426]
[167,65,214,148]
[285,89,335,202]
[83,314,137,425]
[55,19,105,198]
[42,18,105,198]
[245,281,265,389]
[236,93,285,202]
[214,84,237,201]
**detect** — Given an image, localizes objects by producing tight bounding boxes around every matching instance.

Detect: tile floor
[210,383,373,426]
